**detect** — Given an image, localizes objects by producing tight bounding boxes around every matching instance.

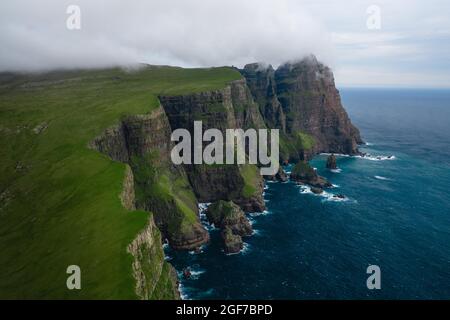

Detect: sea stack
[206,200,253,254]
[290,161,332,189]
[326,154,337,170]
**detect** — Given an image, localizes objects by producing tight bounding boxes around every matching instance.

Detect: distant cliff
[241,55,363,161]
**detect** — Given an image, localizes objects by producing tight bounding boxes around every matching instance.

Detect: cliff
[159,79,266,213]
[241,55,363,162]
[89,106,209,251]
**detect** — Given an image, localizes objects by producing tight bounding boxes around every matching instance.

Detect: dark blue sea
[166,88,450,299]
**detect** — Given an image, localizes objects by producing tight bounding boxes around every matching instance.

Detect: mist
[0,0,333,72]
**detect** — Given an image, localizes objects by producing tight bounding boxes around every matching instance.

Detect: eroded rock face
[326,154,337,170]
[89,106,209,251]
[240,63,286,133]
[206,200,253,254]
[265,166,288,183]
[159,80,266,213]
[127,217,179,299]
[221,228,243,254]
[240,56,363,161]
[274,56,363,155]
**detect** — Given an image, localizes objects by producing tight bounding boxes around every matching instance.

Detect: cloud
[0,0,333,72]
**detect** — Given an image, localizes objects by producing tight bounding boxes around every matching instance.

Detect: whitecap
[178,283,191,300]
[252,228,261,236]
[374,175,392,181]
[249,209,271,217]
[330,168,342,173]
[298,185,353,203]
[354,154,396,161]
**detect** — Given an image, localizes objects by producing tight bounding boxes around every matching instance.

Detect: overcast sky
[1,0,449,88]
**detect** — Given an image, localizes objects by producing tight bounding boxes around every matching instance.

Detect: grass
[239,164,259,198]
[0,65,242,299]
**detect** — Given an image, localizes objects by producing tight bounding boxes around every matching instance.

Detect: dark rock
[290,160,332,188]
[206,200,252,253]
[326,154,337,170]
[206,200,253,237]
[311,187,323,194]
[222,227,243,254]
[264,166,288,182]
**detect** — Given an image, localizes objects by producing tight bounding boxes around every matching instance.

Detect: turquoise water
[166,88,450,299]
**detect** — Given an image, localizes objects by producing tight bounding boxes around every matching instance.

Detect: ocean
[165,88,450,299]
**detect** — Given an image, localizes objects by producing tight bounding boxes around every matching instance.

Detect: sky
[0,0,449,88]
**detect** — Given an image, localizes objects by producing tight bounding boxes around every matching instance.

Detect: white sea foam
[252,228,262,236]
[178,283,190,300]
[374,175,392,181]
[330,168,342,173]
[249,209,271,217]
[320,152,396,161]
[298,185,352,203]
[355,154,396,161]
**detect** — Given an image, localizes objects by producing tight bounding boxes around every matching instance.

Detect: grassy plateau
[0,65,241,299]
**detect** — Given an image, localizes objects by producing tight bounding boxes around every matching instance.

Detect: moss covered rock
[290,161,332,188]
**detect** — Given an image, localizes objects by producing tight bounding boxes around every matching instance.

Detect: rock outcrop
[326,154,337,170]
[264,166,288,182]
[290,160,332,189]
[206,200,253,254]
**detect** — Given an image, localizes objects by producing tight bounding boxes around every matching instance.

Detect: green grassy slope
[0,65,241,299]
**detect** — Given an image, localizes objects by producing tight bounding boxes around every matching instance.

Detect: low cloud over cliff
[0,0,332,71]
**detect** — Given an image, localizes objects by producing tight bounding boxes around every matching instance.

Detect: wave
[298,185,353,203]
[249,209,272,217]
[330,168,342,173]
[224,242,251,256]
[374,175,392,181]
[178,283,191,300]
[355,154,396,161]
[320,152,396,161]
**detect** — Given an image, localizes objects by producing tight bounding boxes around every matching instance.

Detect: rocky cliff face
[240,55,363,161]
[159,80,266,213]
[127,216,179,299]
[89,106,209,251]
[240,63,286,133]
